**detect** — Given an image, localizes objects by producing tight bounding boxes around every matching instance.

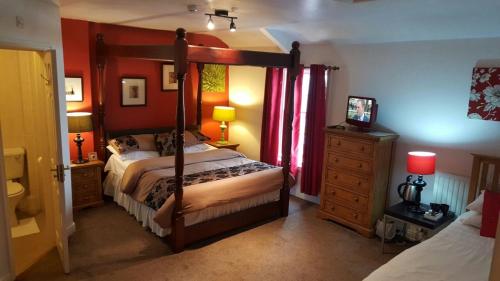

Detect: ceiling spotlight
[229,19,236,32]
[207,16,215,30]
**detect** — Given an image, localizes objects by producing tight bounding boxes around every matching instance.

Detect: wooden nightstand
[70,160,104,210]
[208,142,240,151]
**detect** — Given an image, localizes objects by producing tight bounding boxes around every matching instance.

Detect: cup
[430,203,441,213]
[440,204,450,216]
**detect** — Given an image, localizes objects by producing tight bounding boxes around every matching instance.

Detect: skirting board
[66,221,76,236]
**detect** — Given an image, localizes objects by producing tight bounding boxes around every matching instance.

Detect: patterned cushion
[154,132,176,157]
[108,136,140,154]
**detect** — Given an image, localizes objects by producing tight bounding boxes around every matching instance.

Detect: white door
[43,50,70,273]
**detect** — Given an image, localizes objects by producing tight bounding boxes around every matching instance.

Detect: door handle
[51,164,70,182]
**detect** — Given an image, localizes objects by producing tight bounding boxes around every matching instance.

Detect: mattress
[103,146,281,237]
[364,212,495,281]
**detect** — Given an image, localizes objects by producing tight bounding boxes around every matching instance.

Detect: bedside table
[381,202,456,253]
[208,142,240,151]
[70,160,104,210]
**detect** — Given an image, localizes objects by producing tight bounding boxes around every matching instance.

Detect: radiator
[432,171,470,215]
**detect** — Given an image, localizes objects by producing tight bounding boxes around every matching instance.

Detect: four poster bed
[95,28,300,252]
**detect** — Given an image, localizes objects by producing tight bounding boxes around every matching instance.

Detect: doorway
[0,48,70,277]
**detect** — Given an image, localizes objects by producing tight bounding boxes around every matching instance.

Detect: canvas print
[121,77,147,106]
[202,64,226,92]
[65,76,83,102]
[468,67,500,121]
[162,64,177,91]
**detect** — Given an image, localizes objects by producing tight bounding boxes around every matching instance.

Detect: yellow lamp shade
[67,112,93,133]
[212,106,236,122]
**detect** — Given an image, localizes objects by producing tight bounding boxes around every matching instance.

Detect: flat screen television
[345,96,378,129]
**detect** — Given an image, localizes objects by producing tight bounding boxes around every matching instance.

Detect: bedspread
[119,149,284,228]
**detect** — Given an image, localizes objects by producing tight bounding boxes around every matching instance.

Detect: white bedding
[364,212,495,281]
[103,145,281,237]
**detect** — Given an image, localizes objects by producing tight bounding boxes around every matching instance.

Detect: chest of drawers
[318,128,398,237]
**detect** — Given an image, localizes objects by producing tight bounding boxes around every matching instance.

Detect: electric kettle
[398,175,420,205]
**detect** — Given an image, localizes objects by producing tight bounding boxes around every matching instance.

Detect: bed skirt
[103,172,280,237]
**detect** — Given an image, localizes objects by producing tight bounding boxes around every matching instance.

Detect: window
[277,68,328,168]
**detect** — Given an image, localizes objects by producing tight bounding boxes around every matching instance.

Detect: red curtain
[260,68,284,165]
[287,68,304,177]
[301,65,327,196]
[261,67,303,180]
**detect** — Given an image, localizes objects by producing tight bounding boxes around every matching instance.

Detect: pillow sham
[459,210,482,229]
[480,190,500,238]
[190,130,211,141]
[106,145,159,161]
[108,134,156,154]
[466,190,485,213]
[154,131,204,156]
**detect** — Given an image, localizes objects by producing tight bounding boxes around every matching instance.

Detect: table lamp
[212,106,235,144]
[407,151,436,212]
[67,112,93,164]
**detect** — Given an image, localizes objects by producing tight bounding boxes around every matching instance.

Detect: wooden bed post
[280,41,301,217]
[96,33,107,160]
[196,62,204,130]
[171,28,188,253]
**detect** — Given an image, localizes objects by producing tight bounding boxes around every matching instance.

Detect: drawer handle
[331,191,336,195]
[337,141,341,146]
[358,163,363,168]
[333,175,338,180]
[357,181,362,186]
[360,146,365,152]
[335,158,339,163]
[353,213,359,219]
[354,197,359,202]
[331,206,335,211]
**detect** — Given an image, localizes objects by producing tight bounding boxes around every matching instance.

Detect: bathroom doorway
[0,48,70,277]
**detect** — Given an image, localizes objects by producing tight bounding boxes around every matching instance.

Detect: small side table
[381,202,455,254]
[70,160,104,210]
[208,142,240,151]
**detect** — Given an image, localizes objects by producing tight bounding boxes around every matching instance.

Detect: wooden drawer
[327,136,373,157]
[324,168,371,195]
[327,153,372,174]
[71,167,97,182]
[323,200,365,225]
[323,185,368,211]
[73,181,98,195]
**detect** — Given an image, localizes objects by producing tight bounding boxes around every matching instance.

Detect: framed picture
[88,152,98,161]
[202,64,226,92]
[121,77,147,107]
[161,63,178,91]
[65,76,83,102]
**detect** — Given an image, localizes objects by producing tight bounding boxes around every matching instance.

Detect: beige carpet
[17,197,395,281]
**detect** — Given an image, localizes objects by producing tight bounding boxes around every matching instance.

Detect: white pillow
[184,143,217,153]
[106,145,159,161]
[459,210,482,228]
[466,190,485,213]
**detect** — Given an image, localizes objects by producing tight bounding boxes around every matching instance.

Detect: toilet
[4,147,26,227]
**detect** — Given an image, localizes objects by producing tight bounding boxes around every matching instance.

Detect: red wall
[62,19,94,160]
[61,19,229,160]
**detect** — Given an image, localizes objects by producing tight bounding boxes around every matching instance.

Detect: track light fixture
[205,9,237,32]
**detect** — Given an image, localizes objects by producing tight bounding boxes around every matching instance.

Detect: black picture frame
[121,77,147,107]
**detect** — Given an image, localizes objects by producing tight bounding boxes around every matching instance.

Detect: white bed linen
[364,212,495,281]
[103,148,280,237]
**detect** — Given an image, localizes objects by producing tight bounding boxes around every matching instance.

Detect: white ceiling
[59,0,500,50]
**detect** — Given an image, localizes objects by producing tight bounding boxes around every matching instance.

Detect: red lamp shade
[407,151,436,175]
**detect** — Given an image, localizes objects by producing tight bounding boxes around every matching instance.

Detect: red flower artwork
[468,67,500,121]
